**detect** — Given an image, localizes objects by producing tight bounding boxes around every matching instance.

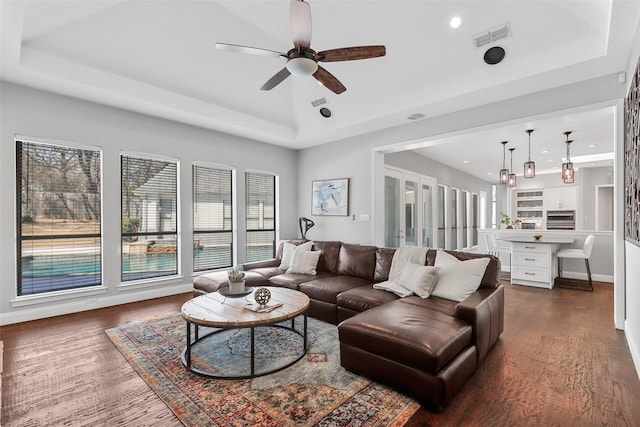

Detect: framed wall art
[312,178,349,216]
[625,54,640,246]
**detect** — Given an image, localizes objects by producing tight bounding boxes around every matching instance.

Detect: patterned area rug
[106,313,419,426]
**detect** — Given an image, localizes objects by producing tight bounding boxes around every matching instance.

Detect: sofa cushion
[431,250,490,302]
[337,285,399,314]
[193,270,267,293]
[374,248,396,283]
[338,298,473,374]
[312,241,342,274]
[268,271,334,290]
[299,275,370,304]
[337,244,378,281]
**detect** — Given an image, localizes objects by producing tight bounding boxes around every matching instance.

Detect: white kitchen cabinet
[544,187,576,211]
[510,242,559,289]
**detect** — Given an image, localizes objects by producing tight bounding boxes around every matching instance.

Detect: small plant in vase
[227,266,246,294]
[500,213,521,229]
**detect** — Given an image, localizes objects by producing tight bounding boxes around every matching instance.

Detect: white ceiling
[1,1,639,170]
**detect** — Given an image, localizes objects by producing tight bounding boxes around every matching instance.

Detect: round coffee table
[181,286,310,379]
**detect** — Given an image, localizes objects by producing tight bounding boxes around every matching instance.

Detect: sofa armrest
[455,285,504,362]
[242,259,280,270]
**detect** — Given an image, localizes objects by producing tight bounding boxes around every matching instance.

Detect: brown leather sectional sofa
[192,239,504,410]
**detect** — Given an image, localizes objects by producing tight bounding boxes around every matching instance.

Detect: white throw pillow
[287,250,321,275]
[431,250,490,302]
[397,262,440,299]
[279,241,313,270]
[372,280,413,297]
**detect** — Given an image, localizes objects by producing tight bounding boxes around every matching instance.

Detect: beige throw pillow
[397,262,440,298]
[279,241,313,270]
[287,250,321,275]
[431,249,490,302]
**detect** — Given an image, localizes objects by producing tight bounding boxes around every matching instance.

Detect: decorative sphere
[254,287,271,306]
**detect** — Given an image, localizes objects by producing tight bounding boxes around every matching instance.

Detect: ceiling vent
[473,23,511,48]
[310,97,327,107]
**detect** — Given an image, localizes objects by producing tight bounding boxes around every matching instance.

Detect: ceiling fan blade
[260,67,292,91]
[317,45,386,62]
[215,43,286,58]
[313,66,346,95]
[291,0,312,49]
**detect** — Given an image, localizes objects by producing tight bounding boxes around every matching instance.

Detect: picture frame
[624,55,640,247]
[312,178,349,216]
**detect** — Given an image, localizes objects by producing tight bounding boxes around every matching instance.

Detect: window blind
[193,165,233,271]
[245,172,276,262]
[16,139,102,296]
[121,155,178,281]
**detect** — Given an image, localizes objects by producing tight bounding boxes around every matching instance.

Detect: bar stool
[484,233,500,257]
[556,234,595,291]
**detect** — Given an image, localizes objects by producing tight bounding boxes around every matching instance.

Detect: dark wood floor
[2,281,639,426]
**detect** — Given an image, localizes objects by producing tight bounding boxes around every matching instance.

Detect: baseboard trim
[625,320,640,382]
[559,271,613,283]
[0,283,192,325]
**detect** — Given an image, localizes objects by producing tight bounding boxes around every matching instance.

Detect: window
[193,164,234,271]
[16,138,102,296]
[245,171,276,262]
[121,154,178,281]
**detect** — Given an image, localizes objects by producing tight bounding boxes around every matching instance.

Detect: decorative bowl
[533,233,543,240]
[254,287,271,306]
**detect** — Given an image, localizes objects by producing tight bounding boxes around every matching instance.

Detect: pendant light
[524,129,535,178]
[508,147,517,187]
[499,141,509,184]
[562,131,574,184]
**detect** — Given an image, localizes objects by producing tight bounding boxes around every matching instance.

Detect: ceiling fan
[215,0,386,95]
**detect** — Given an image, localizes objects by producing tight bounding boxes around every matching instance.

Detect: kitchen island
[478,229,613,285]
[497,236,574,289]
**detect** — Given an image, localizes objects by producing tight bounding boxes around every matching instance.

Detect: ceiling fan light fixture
[286,57,318,76]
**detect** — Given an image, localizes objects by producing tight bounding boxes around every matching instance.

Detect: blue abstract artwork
[312,179,349,216]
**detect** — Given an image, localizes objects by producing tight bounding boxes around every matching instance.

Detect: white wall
[0,82,298,324]
[297,72,628,247]
[623,26,640,379]
[384,151,493,197]
[625,242,640,379]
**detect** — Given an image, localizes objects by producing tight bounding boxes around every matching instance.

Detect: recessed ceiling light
[450,16,462,29]
[542,150,549,154]
[463,160,469,164]
[547,159,554,162]
[487,172,492,175]
[588,144,597,148]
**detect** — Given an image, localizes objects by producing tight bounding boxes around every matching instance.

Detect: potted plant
[227,265,246,294]
[500,213,521,229]
[500,213,512,229]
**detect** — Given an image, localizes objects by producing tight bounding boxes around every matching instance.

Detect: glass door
[384,169,436,247]
[421,179,436,248]
[384,172,402,247]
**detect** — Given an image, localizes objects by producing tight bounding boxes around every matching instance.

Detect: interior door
[384,169,436,247]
